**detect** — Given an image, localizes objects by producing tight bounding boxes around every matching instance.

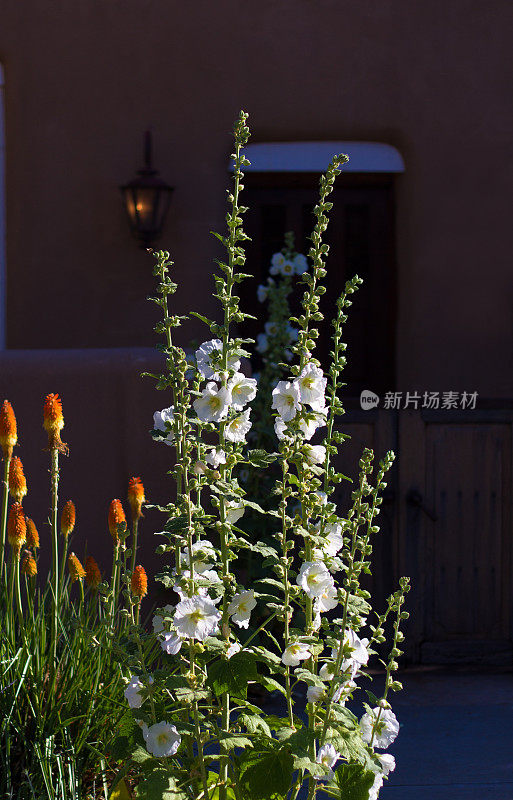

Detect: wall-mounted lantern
[120,131,173,247]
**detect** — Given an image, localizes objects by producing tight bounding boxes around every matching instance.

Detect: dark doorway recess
[241,173,397,395]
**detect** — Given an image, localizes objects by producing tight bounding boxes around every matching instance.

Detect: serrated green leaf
[208,652,257,698]
[239,746,294,800]
[335,763,376,800]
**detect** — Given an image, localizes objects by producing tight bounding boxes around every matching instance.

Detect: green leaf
[239,746,294,800]
[135,768,188,800]
[218,732,254,750]
[207,652,257,698]
[246,450,278,467]
[335,763,376,800]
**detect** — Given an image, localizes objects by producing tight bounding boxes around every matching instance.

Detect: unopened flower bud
[0,400,17,459]
[9,457,27,502]
[68,552,86,582]
[85,556,101,588]
[61,500,76,538]
[21,553,37,577]
[7,503,26,558]
[25,518,39,549]
[108,499,126,544]
[127,477,145,520]
[131,565,148,599]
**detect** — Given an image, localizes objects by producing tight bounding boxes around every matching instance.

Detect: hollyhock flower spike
[8,457,27,502]
[0,400,17,460]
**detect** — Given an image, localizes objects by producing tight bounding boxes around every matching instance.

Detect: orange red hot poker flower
[25,518,40,550]
[0,400,17,460]
[9,456,27,502]
[85,556,101,588]
[68,552,86,582]
[128,477,145,520]
[43,393,67,451]
[7,503,26,558]
[108,499,126,544]
[21,553,37,578]
[61,500,76,538]
[131,565,148,599]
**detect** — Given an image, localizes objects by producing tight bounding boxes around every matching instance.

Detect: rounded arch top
[236,141,405,173]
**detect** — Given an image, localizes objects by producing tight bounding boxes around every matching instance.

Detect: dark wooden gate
[333,404,513,665]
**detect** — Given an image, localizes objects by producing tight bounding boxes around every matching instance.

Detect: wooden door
[397,408,513,664]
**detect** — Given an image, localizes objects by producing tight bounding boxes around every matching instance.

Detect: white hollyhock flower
[299,410,327,440]
[377,754,396,776]
[333,678,357,704]
[369,774,383,800]
[314,584,338,614]
[319,662,336,681]
[315,744,339,781]
[124,676,145,709]
[173,595,221,641]
[137,719,149,740]
[227,373,257,410]
[293,253,308,274]
[322,523,344,557]
[153,407,175,440]
[294,363,327,409]
[181,540,217,574]
[152,604,175,634]
[226,641,241,659]
[224,408,252,443]
[333,629,370,674]
[265,321,280,337]
[282,641,312,666]
[256,333,268,353]
[228,589,257,629]
[145,721,181,758]
[272,380,302,422]
[274,417,292,441]
[296,561,335,598]
[270,251,294,276]
[225,500,245,525]
[303,444,326,466]
[193,383,232,423]
[160,631,183,655]
[195,339,240,381]
[360,706,400,749]
[307,685,325,704]
[257,284,268,302]
[205,448,226,468]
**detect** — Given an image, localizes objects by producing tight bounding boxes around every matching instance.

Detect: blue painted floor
[378,668,513,800]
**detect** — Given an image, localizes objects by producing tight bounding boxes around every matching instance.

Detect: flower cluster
[116,114,409,800]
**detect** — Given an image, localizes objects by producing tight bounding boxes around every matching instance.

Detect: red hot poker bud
[25,518,40,549]
[21,553,37,577]
[128,477,145,521]
[61,500,76,538]
[9,457,27,502]
[131,565,148,599]
[68,552,86,582]
[8,503,26,559]
[0,400,17,460]
[108,499,126,544]
[85,556,101,588]
[43,393,67,451]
